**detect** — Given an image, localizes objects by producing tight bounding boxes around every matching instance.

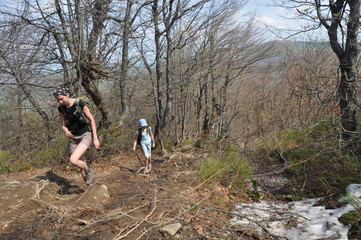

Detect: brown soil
[0,147,255,240]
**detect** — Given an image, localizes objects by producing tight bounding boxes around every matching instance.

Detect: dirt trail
[0,147,240,240]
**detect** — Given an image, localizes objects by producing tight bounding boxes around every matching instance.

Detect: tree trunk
[317,0,360,143]
[79,0,111,128]
[152,0,165,149]
[338,59,357,140]
[119,0,132,119]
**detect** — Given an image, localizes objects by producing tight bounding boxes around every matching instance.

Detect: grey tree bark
[285,0,360,144]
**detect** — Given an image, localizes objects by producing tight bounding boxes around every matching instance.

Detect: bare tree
[116,0,151,120]
[242,41,339,138]
[281,0,360,144]
[188,0,277,144]
[0,19,51,127]
[0,15,58,153]
[138,0,211,148]
[15,0,118,127]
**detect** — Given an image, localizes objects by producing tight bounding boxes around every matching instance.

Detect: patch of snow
[231,184,361,239]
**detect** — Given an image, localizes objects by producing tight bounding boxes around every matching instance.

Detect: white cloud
[255,16,287,28]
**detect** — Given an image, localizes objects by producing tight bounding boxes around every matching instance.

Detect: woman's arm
[82,106,100,149]
[59,111,73,138]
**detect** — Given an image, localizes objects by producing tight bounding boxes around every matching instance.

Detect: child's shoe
[144,165,151,174]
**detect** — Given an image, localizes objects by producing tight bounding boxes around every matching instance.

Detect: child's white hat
[139,119,148,127]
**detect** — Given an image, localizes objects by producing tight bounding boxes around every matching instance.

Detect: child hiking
[53,86,100,187]
[133,119,155,174]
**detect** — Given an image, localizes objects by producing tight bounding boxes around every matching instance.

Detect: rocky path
[0,147,243,240]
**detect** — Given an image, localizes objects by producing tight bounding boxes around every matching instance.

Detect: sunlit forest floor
[0,144,360,239]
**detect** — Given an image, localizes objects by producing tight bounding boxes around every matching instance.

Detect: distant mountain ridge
[255,40,332,66]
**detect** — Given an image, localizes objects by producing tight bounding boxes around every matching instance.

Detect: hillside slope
[0,147,249,240]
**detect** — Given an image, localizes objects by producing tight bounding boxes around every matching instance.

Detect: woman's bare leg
[69,143,89,171]
[69,143,94,185]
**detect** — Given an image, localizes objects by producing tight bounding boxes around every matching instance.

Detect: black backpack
[137,127,150,145]
[59,97,91,131]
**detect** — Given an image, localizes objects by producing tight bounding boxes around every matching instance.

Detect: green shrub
[259,128,307,151]
[98,124,128,155]
[197,149,252,187]
[28,135,68,169]
[339,211,361,225]
[13,157,32,172]
[0,150,14,174]
[339,195,361,239]
[0,151,31,174]
[33,147,60,168]
[162,138,176,149]
[177,138,194,148]
[254,121,361,196]
[198,158,224,181]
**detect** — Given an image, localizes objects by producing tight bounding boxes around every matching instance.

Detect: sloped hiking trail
[0,147,242,240]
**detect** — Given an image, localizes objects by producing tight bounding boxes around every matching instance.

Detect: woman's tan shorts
[69,131,92,154]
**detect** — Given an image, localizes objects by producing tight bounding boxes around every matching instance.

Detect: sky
[245,0,294,29]
[242,0,328,41]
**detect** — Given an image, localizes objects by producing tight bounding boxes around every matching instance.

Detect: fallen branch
[193,168,225,190]
[113,187,159,240]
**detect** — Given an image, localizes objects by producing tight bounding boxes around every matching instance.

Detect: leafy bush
[197,148,252,188]
[162,138,176,149]
[25,134,68,169]
[339,195,361,240]
[33,147,61,168]
[0,151,31,174]
[98,124,128,155]
[176,138,194,148]
[255,121,361,196]
[0,150,14,174]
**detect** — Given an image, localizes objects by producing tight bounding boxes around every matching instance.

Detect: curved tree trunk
[317,0,360,143]
[78,0,111,128]
[336,0,359,142]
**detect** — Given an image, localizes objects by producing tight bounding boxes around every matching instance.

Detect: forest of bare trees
[1,1,361,239]
[0,0,359,168]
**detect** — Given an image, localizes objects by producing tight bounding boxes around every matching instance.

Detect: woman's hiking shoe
[86,168,94,185]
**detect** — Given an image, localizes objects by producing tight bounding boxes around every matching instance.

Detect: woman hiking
[53,86,100,187]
